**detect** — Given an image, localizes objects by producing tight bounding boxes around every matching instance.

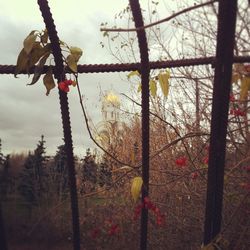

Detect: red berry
[108,224,119,236]
[229,94,235,102]
[230,108,246,117]
[175,157,187,167]
[64,79,74,85]
[156,214,165,226]
[191,172,199,179]
[203,156,209,165]
[58,81,70,92]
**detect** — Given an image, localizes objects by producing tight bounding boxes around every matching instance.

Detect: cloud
[0,1,133,156]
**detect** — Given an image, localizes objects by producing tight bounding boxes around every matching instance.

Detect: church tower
[102,91,120,123]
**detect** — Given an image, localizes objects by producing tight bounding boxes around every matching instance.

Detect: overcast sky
[0,0,135,156]
[0,0,199,157]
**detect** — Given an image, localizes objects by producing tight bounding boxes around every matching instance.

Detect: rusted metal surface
[37,1,81,250]
[129,1,150,249]
[0,56,250,75]
[203,0,238,245]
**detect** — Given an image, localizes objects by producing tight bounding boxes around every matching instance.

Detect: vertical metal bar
[0,203,8,250]
[129,1,150,249]
[203,0,237,245]
[37,1,81,249]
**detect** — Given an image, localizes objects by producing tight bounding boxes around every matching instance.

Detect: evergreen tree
[18,152,36,204]
[51,143,68,199]
[81,148,97,184]
[18,135,48,205]
[0,139,4,169]
[79,149,98,194]
[0,140,10,201]
[98,157,112,187]
[33,135,48,194]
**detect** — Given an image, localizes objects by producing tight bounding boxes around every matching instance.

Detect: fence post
[0,203,8,250]
[129,1,150,249]
[203,0,237,245]
[37,1,81,249]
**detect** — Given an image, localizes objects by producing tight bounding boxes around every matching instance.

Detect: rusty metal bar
[0,204,8,250]
[1,56,250,75]
[203,0,237,245]
[37,1,81,250]
[129,1,150,249]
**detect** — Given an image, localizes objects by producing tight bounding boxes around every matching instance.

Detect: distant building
[101,91,121,122]
[95,91,123,146]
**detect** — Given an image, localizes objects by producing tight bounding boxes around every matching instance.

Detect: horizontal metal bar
[0,56,249,75]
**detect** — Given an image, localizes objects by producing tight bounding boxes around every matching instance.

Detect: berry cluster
[90,219,120,240]
[58,79,77,93]
[134,197,165,226]
[230,108,246,117]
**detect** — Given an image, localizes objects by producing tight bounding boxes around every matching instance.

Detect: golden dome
[103,92,120,107]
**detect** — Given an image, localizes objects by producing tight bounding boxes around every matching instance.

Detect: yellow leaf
[23,31,37,55]
[69,46,83,62]
[137,83,142,92]
[28,52,50,85]
[150,79,157,97]
[240,76,250,101]
[131,177,143,202]
[15,48,29,76]
[66,54,78,72]
[43,68,55,96]
[158,70,170,97]
[41,29,48,44]
[127,70,141,79]
[28,43,51,69]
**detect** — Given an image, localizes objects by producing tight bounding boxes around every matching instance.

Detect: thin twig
[74,74,135,168]
[221,192,249,235]
[149,131,209,161]
[121,93,210,168]
[149,166,208,186]
[100,0,218,32]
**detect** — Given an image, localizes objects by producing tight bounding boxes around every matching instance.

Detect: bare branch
[74,74,135,169]
[100,0,218,33]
